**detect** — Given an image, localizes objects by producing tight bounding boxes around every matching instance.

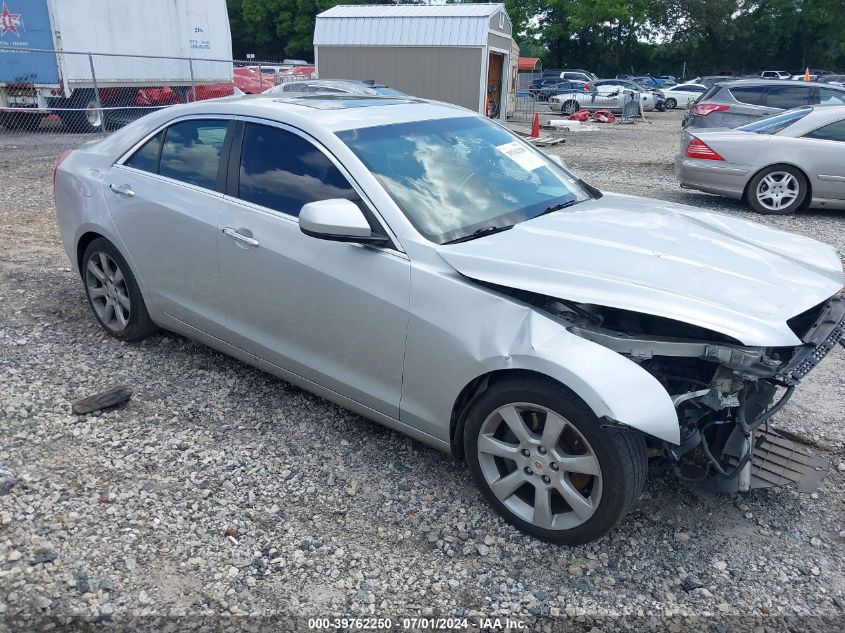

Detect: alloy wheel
[85,251,131,331]
[755,171,799,212]
[476,403,603,531]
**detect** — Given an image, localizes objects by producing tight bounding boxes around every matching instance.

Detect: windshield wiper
[536,199,582,217]
[442,224,515,245]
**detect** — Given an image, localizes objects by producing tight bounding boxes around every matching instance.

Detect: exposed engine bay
[510,287,845,493]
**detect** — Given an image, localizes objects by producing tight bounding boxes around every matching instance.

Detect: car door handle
[222,227,260,248]
[109,183,135,197]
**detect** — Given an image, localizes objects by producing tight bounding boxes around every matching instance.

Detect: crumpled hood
[437,193,844,347]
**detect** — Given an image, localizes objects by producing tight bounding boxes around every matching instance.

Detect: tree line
[227,0,845,76]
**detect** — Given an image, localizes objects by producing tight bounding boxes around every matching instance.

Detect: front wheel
[464,375,647,545]
[561,100,579,115]
[746,165,807,215]
[664,98,677,109]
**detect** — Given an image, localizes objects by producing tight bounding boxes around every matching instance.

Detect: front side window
[158,120,228,189]
[237,123,357,216]
[819,88,845,105]
[337,116,590,244]
[803,119,845,142]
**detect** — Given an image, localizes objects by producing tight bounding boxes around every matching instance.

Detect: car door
[216,120,411,418]
[800,117,845,200]
[103,117,233,337]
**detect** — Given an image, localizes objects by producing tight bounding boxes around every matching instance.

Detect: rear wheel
[82,238,157,341]
[59,90,104,133]
[747,165,807,215]
[464,375,647,545]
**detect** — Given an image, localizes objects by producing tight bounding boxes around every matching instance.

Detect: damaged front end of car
[535,292,845,494]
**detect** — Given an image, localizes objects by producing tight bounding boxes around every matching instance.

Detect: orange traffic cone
[531,112,540,138]
[803,67,811,81]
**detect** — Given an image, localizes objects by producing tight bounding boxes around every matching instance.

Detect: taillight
[583,83,591,91]
[685,138,724,161]
[53,149,72,188]
[692,103,729,116]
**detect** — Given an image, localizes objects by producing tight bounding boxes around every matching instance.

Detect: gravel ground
[1,112,844,632]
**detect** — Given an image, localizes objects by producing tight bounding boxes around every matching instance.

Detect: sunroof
[273,95,415,110]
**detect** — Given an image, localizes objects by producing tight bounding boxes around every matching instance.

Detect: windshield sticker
[495,141,546,171]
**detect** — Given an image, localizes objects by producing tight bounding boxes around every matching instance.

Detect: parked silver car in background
[549,82,657,115]
[54,95,844,544]
[677,105,845,214]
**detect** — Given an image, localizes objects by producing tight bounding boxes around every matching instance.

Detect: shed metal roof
[314,3,509,48]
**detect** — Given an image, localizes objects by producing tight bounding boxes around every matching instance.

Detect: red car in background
[136,67,275,106]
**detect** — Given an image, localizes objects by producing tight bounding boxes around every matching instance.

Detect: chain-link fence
[509,83,652,125]
[0,46,314,135]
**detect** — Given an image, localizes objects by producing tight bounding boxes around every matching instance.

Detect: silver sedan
[676,105,845,214]
[54,95,844,544]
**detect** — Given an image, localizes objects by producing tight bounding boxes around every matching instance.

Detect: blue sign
[0,0,60,85]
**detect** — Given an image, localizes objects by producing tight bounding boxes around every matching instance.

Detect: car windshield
[737,107,812,134]
[337,116,590,244]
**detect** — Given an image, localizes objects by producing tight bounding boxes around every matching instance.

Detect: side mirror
[299,199,385,244]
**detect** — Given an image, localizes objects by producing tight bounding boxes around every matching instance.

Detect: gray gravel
[1,115,844,631]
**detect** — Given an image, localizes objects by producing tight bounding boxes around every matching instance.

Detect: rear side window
[728,86,767,106]
[764,85,812,109]
[237,123,358,217]
[697,84,721,103]
[125,132,163,173]
[158,120,229,190]
[804,119,845,142]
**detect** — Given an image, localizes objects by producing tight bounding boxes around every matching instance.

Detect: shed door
[486,52,505,118]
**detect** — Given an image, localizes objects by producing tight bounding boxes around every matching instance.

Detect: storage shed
[314,3,513,119]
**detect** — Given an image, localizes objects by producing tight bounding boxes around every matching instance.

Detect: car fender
[400,266,680,446]
[467,309,681,445]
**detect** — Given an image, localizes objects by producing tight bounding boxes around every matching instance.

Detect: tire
[746,164,807,215]
[664,98,677,109]
[59,89,104,134]
[561,100,579,115]
[81,238,157,341]
[463,375,647,545]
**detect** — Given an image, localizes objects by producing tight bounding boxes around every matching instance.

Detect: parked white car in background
[662,83,708,109]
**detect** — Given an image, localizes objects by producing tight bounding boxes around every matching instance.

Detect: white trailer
[0,0,233,131]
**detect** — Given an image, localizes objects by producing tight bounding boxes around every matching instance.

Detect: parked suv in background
[683,79,845,128]
[544,69,597,82]
[760,70,791,80]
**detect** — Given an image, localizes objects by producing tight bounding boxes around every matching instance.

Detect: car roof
[718,79,840,88]
[145,94,473,132]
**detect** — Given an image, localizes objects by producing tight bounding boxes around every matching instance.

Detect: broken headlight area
[537,294,845,494]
